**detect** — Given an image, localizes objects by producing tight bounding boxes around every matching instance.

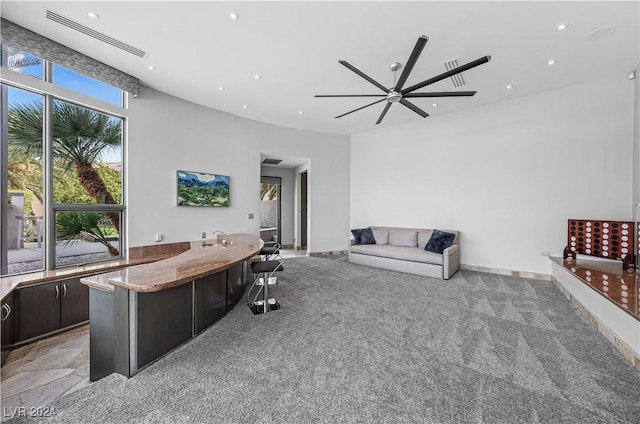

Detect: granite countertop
[0,256,167,302]
[81,234,262,293]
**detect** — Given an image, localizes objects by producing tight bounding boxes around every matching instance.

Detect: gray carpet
[11,256,640,423]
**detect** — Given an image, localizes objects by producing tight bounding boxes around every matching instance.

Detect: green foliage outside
[54,165,121,204]
[178,185,229,207]
[56,211,119,255]
[8,98,123,257]
[260,183,277,200]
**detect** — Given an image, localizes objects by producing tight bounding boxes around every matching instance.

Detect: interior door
[300,171,307,248]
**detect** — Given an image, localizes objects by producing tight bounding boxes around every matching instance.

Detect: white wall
[260,166,295,246]
[351,75,634,275]
[127,87,349,253]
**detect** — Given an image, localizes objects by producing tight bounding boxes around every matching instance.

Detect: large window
[1,44,126,275]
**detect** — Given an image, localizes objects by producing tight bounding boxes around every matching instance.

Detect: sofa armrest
[442,244,460,280]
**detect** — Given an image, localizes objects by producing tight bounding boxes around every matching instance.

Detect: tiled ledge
[550,259,639,372]
[460,263,551,281]
[551,275,640,372]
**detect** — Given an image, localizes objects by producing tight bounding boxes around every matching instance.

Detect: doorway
[259,176,281,244]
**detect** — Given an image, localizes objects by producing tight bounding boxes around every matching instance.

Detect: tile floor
[0,325,91,422]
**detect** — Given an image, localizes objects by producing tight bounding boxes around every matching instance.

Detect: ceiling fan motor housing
[387,91,402,103]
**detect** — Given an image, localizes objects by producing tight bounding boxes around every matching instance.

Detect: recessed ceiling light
[547,59,556,66]
[228,11,239,21]
[628,71,636,80]
[87,11,99,19]
[556,23,569,31]
[242,105,248,109]
[147,65,155,71]
[298,110,304,115]
[254,74,261,80]
[432,103,438,107]
[218,86,225,91]
[506,84,513,89]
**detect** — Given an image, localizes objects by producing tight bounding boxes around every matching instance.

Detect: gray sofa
[348,226,460,280]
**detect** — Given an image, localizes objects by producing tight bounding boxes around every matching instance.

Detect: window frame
[1,45,127,275]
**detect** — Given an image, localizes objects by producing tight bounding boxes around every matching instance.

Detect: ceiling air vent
[45,9,148,58]
[262,158,282,165]
[443,58,466,88]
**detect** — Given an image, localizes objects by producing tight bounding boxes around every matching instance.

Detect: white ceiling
[1,1,639,136]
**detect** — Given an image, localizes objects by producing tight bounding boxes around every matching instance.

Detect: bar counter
[82,233,262,381]
[81,233,262,292]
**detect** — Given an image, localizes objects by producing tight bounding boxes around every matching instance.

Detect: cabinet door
[194,272,227,334]
[1,292,15,365]
[60,278,89,328]
[227,263,244,311]
[18,282,61,342]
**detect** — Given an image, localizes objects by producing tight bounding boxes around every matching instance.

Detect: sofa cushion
[371,228,389,245]
[350,244,443,265]
[425,230,456,254]
[388,230,418,247]
[351,227,376,245]
[417,231,434,249]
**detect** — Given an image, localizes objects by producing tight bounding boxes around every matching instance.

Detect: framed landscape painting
[177,170,230,207]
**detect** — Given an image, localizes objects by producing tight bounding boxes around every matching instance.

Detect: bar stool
[247,257,283,314]
[258,241,281,286]
[260,241,280,259]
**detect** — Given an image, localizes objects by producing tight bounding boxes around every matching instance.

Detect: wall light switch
[155,233,163,242]
[248,213,254,219]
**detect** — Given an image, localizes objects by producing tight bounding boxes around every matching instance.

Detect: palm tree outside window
[1,43,126,275]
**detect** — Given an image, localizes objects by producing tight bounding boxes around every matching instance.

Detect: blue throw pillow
[425,230,455,254]
[351,227,376,245]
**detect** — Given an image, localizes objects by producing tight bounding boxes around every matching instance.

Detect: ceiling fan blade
[395,35,428,91]
[404,91,477,98]
[335,98,387,119]
[401,55,491,94]
[339,60,390,93]
[399,99,429,118]
[375,102,392,125]
[315,94,387,98]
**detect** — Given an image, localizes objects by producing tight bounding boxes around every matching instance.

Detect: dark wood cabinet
[61,278,89,328]
[136,283,193,369]
[18,282,61,341]
[227,263,244,311]
[1,292,15,365]
[17,277,89,343]
[195,273,227,334]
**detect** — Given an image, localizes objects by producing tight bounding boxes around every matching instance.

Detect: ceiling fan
[315,35,491,125]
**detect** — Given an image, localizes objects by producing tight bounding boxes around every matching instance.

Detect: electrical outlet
[155,233,163,242]
[248,213,254,219]
[201,232,206,239]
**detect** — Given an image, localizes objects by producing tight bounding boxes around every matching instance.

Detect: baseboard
[460,263,551,281]
[309,250,348,257]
